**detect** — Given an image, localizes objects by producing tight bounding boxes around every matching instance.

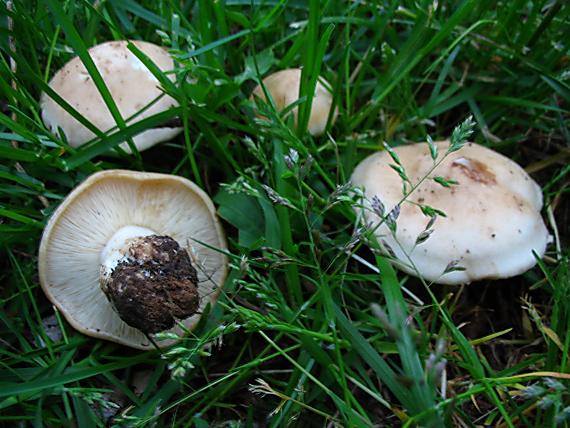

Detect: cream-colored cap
[38,170,228,349]
[41,40,181,152]
[251,68,337,136]
[351,141,550,284]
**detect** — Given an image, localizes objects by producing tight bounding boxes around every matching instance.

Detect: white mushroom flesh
[100,225,156,277]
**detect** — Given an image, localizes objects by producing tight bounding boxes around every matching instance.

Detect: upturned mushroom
[251,68,337,136]
[38,170,227,349]
[351,141,550,285]
[41,40,181,152]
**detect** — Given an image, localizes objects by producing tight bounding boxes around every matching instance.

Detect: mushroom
[351,140,550,285]
[251,68,337,136]
[41,40,181,153]
[38,170,227,349]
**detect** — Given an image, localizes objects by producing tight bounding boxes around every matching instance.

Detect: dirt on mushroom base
[101,235,200,334]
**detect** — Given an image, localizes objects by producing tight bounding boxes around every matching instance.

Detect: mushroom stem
[100,225,156,275]
[99,226,200,334]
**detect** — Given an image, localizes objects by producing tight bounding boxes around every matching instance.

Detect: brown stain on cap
[451,157,496,185]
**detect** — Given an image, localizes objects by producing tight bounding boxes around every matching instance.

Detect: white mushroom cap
[351,141,550,285]
[38,170,227,349]
[40,40,181,152]
[251,68,337,136]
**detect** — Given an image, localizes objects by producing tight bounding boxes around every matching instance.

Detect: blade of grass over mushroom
[43,0,140,159]
[126,43,178,96]
[64,107,182,169]
[4,53,109,143]
[296,0,332,136]
[125,40,205,185]
[196,0,222,68]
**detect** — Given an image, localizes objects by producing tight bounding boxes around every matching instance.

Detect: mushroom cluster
[251,68,337,136]
[38,40,231,349]
[39,170,227,349]
[37,39,549,353]
[41,40,181,153]
[351,140,550,284]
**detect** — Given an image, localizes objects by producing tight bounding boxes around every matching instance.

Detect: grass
[1,0,569,426]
